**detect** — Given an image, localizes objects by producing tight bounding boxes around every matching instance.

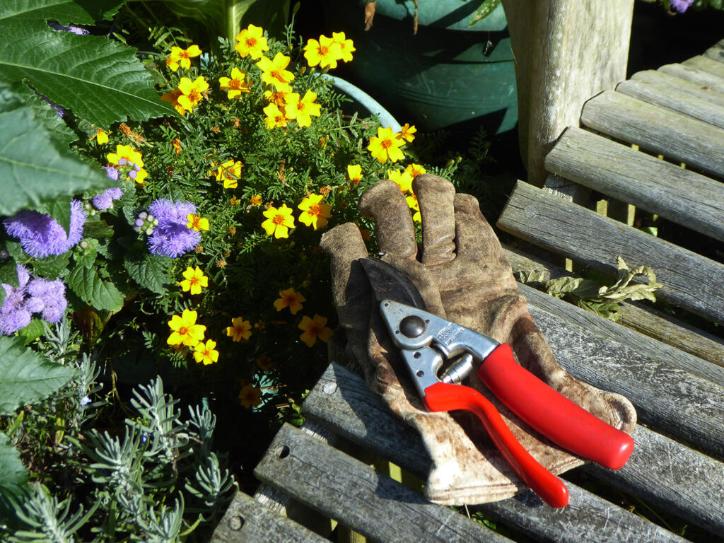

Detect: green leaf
[67,262,124,311]
[0,0,175,127]
[0,431,28,497]
[0,336,75,415]
[36,196,73,234]
[17,319,45,345]
[123,252,172,295]
[31,252,71,279]
[0,85,113,216]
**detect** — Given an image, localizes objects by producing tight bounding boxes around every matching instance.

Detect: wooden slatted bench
[211,42,724,542]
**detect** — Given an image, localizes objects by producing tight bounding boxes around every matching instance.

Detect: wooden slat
[497,181,724,323]
[505,246,724,369]
[580,91,724,178]
[618,73,724,128]
[704,39,724,63]
[254,424,508,543]
[212,491,327,543]
[684,55,724,79]
[545,127,724,241]
[632,70,724,107]
[304,364,708,540]
[658,63,724,93]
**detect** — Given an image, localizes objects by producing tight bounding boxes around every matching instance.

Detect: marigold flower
[179,266,208,295]
[347,164,362,185]
[107,144,144,168]
[194,339,219,365]
[166,44,201,72]
[95,128,108,145]
[368,126,405,163]
[177,76,209,113]
[406,193,421,223]
[273,287,306,315]
[220,67,251,99]
[256,53,294,92]
[186,213,209,231]
[134,168,148,185]
[284,91,321,128]
[405,163,427,178]
[298,314,333,347]
[398,123,417,143]
[239,383,262,408]
[161,89,187,116]
[263,103,287,129]
[264,89,288,107]
[249,194,263,207]
[304,35,341,69]
[298,193,332,230]
[167,309,206,347]
[226,316,252,342]
[331,32,355,63]
[261,204,295,238]
[387,169,413,194]
[212,159,242,189]
[235,24,269,59]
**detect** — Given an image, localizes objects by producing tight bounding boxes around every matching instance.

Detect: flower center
[320,46,328,55]
[273,214,285,225]
[230,79,242,89]
[180,51,190,60]
[381,139,392,149]
[309,204,321,216]
[247,38,257,47]
[189,90,201,101]
[179,326,188,336]
[189,277,199,286]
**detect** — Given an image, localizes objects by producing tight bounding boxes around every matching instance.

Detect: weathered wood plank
[497,181,724,323]
[618,73,724,128]
[212,491,327,543]
[684,55,724,79]
[658,63,724,93]
[505,245,724,369]
[632,69,724,107]
[254,423,509,543]
[705,39,724,63]
[305,363,711,540]
[545,127,724,241]
[580,91,724,178]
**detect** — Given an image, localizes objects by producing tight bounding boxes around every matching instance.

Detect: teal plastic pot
[322,0,517,134]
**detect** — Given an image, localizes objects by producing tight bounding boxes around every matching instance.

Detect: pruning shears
[360,258,634,508]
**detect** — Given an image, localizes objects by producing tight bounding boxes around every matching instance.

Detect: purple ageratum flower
[105,166,120,181]
[26,278,68,323]
[670,0,694,13]
[0,265,32,335]
[4,200,86,258]
[92,187,123,211]
[48,21,91,35]
[146,199,201,258]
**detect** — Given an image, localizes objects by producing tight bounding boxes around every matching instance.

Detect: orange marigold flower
[226,317,252,342]
[398,123,417,143]
[298,314,333,347]
[239,383,262,408]
[273,287,306,315]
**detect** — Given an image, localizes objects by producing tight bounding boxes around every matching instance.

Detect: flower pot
[322,0,517,134]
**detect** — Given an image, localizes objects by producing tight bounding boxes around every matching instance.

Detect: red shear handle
[424,382,569,508]
[479,344,634,470]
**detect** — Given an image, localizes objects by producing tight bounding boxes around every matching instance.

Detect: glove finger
[320,222,370,329]
[360,180,417,261]
[453,193,506,265]
[414,174,456,266]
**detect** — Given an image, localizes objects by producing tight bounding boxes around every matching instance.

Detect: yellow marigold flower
[226,317,252,342]
[166,45,202,72]
[264,89,288,107]
[398,123,417,143]
[405,163,427,178]
[273,287,306,315]
[347,164,362,185]
[263,102,287,129]
[179,266,208,295]
[406,193,421,223]
[387,168,413,194]
[161,89,187,116]
[187,213,209,232]
[96,129,108,145]
[331,32,355,63]
[177,76,209,113]
[219,67,251,99]
[284,91,321,128]
[213,159,242,189]
[261,204,295,238]
[249,194,263,207]
[193,339,219,365]
[107,144,143,168]
[134,168,148,185]
[256,53,294,92]
[368,126,405,163]
[235,24,269,59]
[239,383,262,408]
[304,35,341,69]
[298,193,332,230]
[167,309,206,347]
[298,314,333,347]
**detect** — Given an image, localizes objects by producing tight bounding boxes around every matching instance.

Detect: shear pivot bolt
[400,315,425,338]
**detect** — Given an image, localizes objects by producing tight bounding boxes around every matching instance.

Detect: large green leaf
[67,262,124,312]
[0,431,27,496]
[0,336,75,415]
[123,252,172,295]
[0,85,112,216]
[0,0,174,127]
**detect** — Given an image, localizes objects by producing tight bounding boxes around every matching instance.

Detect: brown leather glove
[320,175,637,505]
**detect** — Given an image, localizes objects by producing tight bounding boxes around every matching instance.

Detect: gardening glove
[320,175,637,505]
